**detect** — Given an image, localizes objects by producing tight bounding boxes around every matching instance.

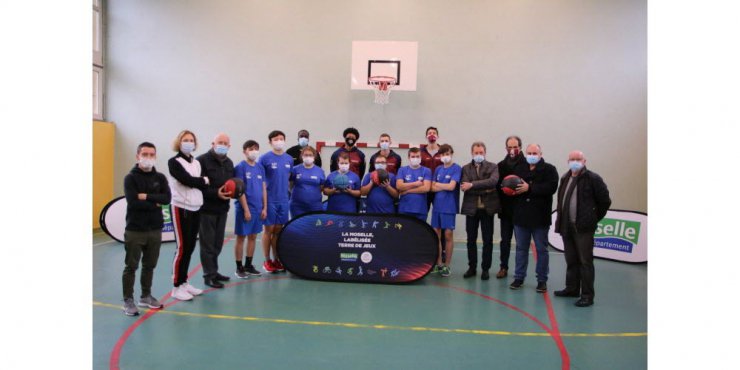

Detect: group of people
[120,126,611,316]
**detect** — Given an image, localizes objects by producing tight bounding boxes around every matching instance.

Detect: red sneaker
[274,260,285,272]
[262,260,276,273]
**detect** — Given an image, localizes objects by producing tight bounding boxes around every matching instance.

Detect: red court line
[531,242,571,370]
[110,235,237,370]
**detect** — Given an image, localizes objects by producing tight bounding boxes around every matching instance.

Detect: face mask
[298,137,309,147]
[473,155,485,164]
[247,150,259,161]
[427,134,438,143]
[509,148,520,158]
[338,163,350,173]
[303,156,315,166]
[181,141,195,154]
[139,158,155,170]
[409,158,421,167]
[379,142,390,150]
[569,160,584,172]
[272,140,285,151]
[526,155,540,165]
[441,155,452,164]
[345,137,356,147]
[215,145,229,156]
[375,163,387,170]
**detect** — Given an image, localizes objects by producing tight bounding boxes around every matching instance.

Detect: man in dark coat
[509,144,559,293]
[554,150,612,307]
[496,135,526,279]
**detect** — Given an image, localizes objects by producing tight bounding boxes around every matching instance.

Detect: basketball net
[368,76,397,105]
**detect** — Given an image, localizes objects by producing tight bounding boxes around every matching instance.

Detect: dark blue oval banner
[277,212,439,283]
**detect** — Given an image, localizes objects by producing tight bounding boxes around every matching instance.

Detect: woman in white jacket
[168,130,210,301]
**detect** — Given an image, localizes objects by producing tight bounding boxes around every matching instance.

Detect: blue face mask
[526,155,540,165]
[181,141,195,154]
[298,137,309,147]
[569,160,584,172]
[215,145,229,156]
[473,155,484,164]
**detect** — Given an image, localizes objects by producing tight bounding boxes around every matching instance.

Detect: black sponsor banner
[277,212,438,283]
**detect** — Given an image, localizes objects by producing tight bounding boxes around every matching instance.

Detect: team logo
[341,253,358,262]
[360,251,373,263]
[271,163,278,169]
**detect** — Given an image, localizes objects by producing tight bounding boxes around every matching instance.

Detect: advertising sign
[99,196,176,243]
[277,212,439,283]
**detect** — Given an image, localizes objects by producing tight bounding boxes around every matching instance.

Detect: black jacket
[554,168,612,234]
[512,158,559,228]
[497,153,527,219]
[460,160,501,216]
[287,144,323,167]
[124,165,171,231]
[196,150,235,215]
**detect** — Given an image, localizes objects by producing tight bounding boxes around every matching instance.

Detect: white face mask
[272,140,286,151]
[247,150,259,161]
[303,156,315,166]
[339,163,350,173]
[375,163,387,170]
[139,158,155,170]
[379,142,390,150]
[441,155,452,164]
[409,157,421,167]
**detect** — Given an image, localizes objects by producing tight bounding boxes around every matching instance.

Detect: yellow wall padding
[93,120,115,229]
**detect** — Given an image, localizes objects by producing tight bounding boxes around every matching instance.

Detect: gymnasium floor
[93,229,647,370]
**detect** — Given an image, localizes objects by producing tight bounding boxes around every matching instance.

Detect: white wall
[107,0,646,236]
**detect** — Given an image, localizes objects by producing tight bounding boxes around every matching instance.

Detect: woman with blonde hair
[167,130,210,301]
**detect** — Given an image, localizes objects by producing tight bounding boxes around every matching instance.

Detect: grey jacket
[459,160,501,216]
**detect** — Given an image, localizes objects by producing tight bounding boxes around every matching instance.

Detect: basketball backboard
[351,41,418,92]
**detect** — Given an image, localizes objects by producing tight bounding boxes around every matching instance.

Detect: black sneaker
[234,269,249,279]
[243,265,262,276]
[575,298,594,307]
[509,279,523,290]
[554,289,580,297]
[215,273,231,282]
[536,282,547,293]
[204,278,224,289]
[463,268,476,278]
[481,270,490,281]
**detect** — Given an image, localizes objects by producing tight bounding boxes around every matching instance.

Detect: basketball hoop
[368,76,397,105]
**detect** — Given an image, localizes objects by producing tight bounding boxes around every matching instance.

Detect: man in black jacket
[286,129,323,167]
[554,150,611,307]
[509,144,559,293]
[460,141,500,280]
[196,133,235,289]
[496,135,526,279]
[122,142,171,316]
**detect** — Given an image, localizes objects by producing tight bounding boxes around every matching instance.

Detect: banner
[548,209,647,263]
[277,212,439,283]
[99,196,176,243]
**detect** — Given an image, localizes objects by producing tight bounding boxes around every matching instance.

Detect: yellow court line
[94,301,646,338]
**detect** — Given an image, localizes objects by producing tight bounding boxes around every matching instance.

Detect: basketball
[333,174,350,190]
[376,169,389,185]
[223,178,245,199]
[501,175,523,196]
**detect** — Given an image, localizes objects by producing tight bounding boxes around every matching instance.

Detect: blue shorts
[431,212,456,230]
[234,207,263,236]
[265,202,290,226]
[401,211,428,222]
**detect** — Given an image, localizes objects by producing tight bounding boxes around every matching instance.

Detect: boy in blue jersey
[258,130,293,273]
[233,140,267,279]
[361,153,398,213]
[396,148,432,221]
[431,144,462,277]
[324,152,361,213]
[289,146,325,217]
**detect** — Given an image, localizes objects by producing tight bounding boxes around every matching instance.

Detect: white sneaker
[172,285,194,301]
[183,282,203,296]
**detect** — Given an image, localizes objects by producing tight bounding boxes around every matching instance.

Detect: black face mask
[345,137,356,147]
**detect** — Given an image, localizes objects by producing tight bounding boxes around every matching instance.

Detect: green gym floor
[93,229,647,370]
